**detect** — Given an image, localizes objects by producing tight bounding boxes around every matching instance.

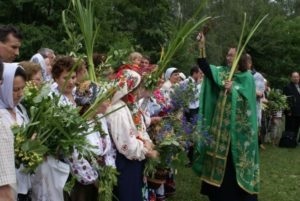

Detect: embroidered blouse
[106,100,148,160]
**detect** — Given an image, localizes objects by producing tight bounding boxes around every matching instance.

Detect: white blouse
[0,105,31,195]
[106,100,148,161]
[31,86,74,201]
[50,84,77,107]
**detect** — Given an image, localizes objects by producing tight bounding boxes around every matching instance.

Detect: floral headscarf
[75,81,101,106]
[111,69,141,104]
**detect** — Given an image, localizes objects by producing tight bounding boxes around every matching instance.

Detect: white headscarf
[164,67,178,80]
[0,63,19,109]
[179,72,186,80]
[30,53,47,80]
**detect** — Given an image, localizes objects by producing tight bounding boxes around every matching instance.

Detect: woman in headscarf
[30,53,52,82]
[106,69,158,201]
[160,67,180,105]
[0,63,31,201]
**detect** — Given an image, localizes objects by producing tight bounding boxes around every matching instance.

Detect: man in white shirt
[182,66,203,119]
[246,54,266,149]
[181,65,203,166]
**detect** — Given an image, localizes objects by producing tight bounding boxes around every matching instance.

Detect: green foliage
[144,158,160,178]
[265,89,289,115]
[100,0,172,60]
[105,45,136,70]
[18,23,68,60]
[229,13,268,80]
[61,18,84,56]
[1,0,300,87]
[63,0,100,81]
[0,0,68,60]
[198,0,300,88]
[13,126,48,173]
[21,83,91,158]
[170,79,200,109]
[143,1,211,90]
[250,15,300,88]
[64,176,76,195]
[97,166,119,201]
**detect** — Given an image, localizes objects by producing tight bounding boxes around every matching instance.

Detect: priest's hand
[224,80,233,92]
[197,32,205,48]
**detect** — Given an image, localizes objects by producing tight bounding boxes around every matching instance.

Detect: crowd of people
[0,23,299,201]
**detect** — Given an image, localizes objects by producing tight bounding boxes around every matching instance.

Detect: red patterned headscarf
[111,69,141,104]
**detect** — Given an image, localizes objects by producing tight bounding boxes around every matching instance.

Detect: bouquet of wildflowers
[22,81,41,114]
[170,80,199,111]
[89,155,119,201]
[145,111,212,178]
[264,89,288,116]
[13,126,48,173]
[145,81,212,177]
[13,83,91,173]
[144,116,183,178]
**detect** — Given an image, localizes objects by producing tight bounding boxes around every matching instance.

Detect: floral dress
[68,116,116,185]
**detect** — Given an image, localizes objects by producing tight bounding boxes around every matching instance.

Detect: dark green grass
[169,145,300,201]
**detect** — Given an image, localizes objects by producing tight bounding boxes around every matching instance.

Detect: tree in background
[0,0,69,59]
[176,0,300,88]
[1,0,300,87]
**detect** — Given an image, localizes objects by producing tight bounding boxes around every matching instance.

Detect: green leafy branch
[144,0,211,90]
[63,0,100,81]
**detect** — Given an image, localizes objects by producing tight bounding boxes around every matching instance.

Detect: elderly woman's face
[55,70,77,95]
[169,72,180,84]
[31,71,43,87]
[13,75,26,105]
[133,57,142,66]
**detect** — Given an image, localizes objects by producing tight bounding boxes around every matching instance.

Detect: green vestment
[194,65,260,194]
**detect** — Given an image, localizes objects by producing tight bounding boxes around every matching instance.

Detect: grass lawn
[168,145,300,201]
